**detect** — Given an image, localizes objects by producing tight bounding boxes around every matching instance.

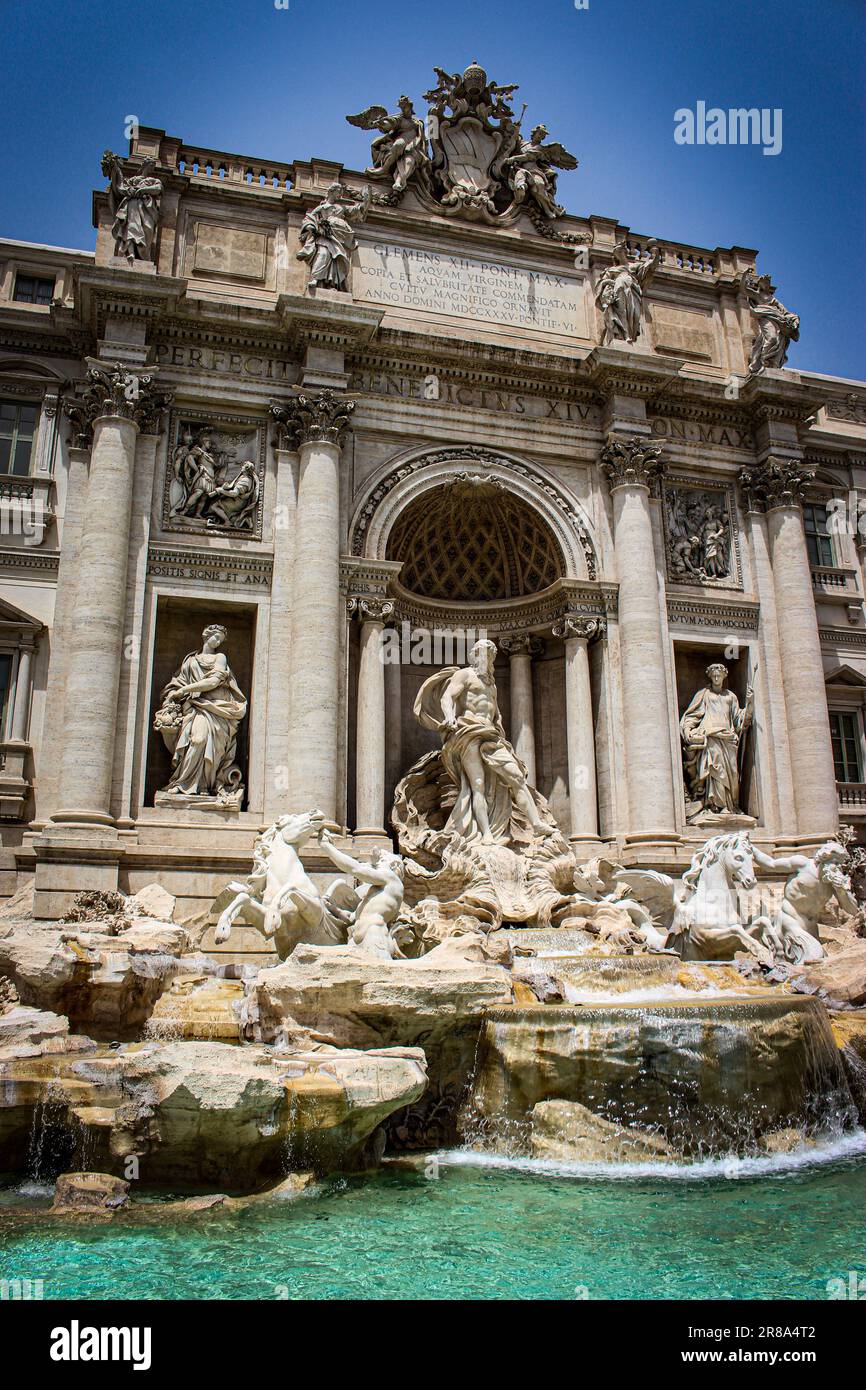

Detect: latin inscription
[354,240,586,335]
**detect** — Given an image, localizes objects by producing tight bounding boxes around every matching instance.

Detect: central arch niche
[386,477,565,602]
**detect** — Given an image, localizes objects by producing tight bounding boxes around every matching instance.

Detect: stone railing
[624,239,718,275]
[811,565,861,598]
[838,782,866,809]
[174,146,293,191]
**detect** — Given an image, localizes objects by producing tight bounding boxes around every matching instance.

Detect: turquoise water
[3,1145,866,1300]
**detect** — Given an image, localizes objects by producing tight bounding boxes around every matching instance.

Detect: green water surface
[3,1149,866,1301]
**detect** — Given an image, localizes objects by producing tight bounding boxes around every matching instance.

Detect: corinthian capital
[739,458,814,511]
[271,390,355,449]
[552,614,606,642]
[66,363,172,444]
[601,436,665,492]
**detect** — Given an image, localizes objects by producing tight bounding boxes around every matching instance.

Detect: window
[0,401,38,475]
[830,711,863,783]
[803,503,835,568]
[13,274,55,306]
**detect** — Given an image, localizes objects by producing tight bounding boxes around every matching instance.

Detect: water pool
[2,1146,866,1301]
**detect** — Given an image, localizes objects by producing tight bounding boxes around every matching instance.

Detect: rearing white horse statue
[614,831,774,965]
[214,809,356,960]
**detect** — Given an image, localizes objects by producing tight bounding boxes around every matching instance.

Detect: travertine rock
[129,884,177,922]
[242,941,512,1050]
[0,1036,427,1188]
[831,1010,866,1124]
[0,918,199,1037]
[242,940,512,1147]
[530,1099,675,1163]
[52,1171,130,1212]
[799,943,866,1007]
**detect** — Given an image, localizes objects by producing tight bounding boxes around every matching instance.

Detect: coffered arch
[349,444,598,582]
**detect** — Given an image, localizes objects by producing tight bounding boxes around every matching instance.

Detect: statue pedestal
[154,789,243,813]
[107,256,156,274]
[686,809,757,832]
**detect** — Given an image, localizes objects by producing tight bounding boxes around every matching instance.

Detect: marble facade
[0,64,865,946]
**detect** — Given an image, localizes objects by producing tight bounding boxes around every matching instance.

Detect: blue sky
[1,0,863,380]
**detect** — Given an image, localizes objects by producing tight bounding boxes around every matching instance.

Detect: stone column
[51,365,172,826]
[500,635,541,787]
[553,616,602,844]
[601,436,677,844]
[34,436,92,823]
[9,641,34,742]
[384,640,403,808]
[351,597,394,841]
[263,415,300,821]
[744,459,839,841]
[283,391,354,824]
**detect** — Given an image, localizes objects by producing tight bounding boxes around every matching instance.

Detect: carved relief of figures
[297,182,371,292]
[502,123,577,220]
[101,151,163,266]
[154,624,248,808]
[346,96,432,195]
[665,485,734,584]
[680,662,754,823]
[167,422,261,534]
[595,242,661,344]
[741,269,800,373]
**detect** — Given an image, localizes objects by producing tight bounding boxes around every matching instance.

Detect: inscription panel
[354,239,587,336]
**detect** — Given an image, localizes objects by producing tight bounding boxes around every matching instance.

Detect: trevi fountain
[1,52,866,1304]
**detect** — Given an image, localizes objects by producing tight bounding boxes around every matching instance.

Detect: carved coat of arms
[347,61,578,233]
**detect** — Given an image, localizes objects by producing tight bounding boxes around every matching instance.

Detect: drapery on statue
[101,151,163,266]
[502,123,578,220]
[400,639,557,849]
[154,624,247,806]
[346,96,432,195]
[297,182,372,291]
[741,269,800,373]
[595,241,661,344]
[680,662,754,821]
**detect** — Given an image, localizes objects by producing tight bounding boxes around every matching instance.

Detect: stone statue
[214,811,406,961]
[297,182,372,292]
[214,810,354,958]
[154,625,247,807]
[502,123,577,220]
[392,638,571,929]
[168,429,260,532]
[741,270,800,374]
[416,638,555,847]
[666,488,732,583]
[101,151,163,266]
[346,96,431,195]
[595,242,661,344]
[749,837,861,964]
[615,832,773,965]
[346,62,580,234]
[317,830,405,960]
[680,663,754,823]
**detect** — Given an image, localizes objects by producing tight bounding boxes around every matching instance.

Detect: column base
[352,828,394,851]
[569,835,603,858]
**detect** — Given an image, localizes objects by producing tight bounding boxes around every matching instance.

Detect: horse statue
[613,832,774,965]
[213,809,357,960]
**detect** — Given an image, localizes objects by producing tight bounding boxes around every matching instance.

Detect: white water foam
[431,1129,866,1182]
[560,983,728,1006]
